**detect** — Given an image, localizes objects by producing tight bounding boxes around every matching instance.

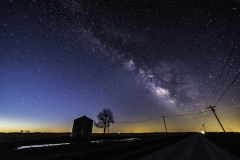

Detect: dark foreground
[205,133,240,159]
[140,134,238,160]
[0,132,239,160]
[0,133,192,160]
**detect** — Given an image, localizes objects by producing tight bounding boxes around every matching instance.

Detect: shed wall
[71,116,93,137]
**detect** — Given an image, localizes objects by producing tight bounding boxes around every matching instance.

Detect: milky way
[0,0,240,132]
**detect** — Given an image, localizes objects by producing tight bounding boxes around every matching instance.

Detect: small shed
[71,115,93,137]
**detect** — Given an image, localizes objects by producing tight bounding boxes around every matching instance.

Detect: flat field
[0,133,70,143]
[0,132,192,160]
[1,132,239,160]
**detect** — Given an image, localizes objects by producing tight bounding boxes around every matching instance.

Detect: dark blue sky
[1,0,240,132]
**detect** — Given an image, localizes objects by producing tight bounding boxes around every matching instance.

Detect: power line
[203,111,212,125]
[201,109,211,125]
[211,51,240,104]
[208,32,240,105]
[214,70,240,106]
[221,118,233,133]
[116,110,210,123]
[165,111,209,117]
[116,116,163,123]
[207,105,226,133]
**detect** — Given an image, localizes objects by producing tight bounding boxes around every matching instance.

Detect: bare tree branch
[94,108,115,137]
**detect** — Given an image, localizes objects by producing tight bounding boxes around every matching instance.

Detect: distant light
[200,131,205,134]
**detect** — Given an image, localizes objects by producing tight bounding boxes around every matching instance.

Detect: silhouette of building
[71,115,93,137]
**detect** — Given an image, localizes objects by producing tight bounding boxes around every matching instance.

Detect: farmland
[1,132,239,160]
[0,132,192,160]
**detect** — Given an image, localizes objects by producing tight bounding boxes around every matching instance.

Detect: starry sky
[1,0,240,133]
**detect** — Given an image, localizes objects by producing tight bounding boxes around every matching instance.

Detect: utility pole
[162,116,167,133]
[207,105,226,133]
[202,124,206,133]
[108,120,110,139]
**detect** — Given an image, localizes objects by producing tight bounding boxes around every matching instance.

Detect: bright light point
[124,59,135,71]
[156,87,169,96]
[169,99,176,104]
[200,131,205,134]
[148,75,153,78]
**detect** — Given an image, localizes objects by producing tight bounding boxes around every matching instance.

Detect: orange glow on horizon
[1,109,240,133]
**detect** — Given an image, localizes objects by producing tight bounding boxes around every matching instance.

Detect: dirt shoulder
[205,132,240,159]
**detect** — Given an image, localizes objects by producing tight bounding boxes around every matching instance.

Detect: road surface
[140,134,238,160]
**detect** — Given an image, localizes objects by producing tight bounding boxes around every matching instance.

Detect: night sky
[1,0,240,133]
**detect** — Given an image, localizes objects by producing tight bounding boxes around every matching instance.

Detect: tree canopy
[94,108,115,137]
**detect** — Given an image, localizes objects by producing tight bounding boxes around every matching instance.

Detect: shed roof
[74,115,93,121]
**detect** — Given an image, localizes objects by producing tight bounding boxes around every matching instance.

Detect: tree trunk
[108,126,109,141]
[103,128,106,141]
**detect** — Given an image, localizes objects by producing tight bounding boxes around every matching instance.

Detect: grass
[0,133,193,160]
[0,133,70,143]
[41,133,192,160]
[2,132,240,159]
[205,132,240,159]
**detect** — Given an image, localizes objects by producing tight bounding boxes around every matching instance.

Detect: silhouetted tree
[94,108,115,137]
